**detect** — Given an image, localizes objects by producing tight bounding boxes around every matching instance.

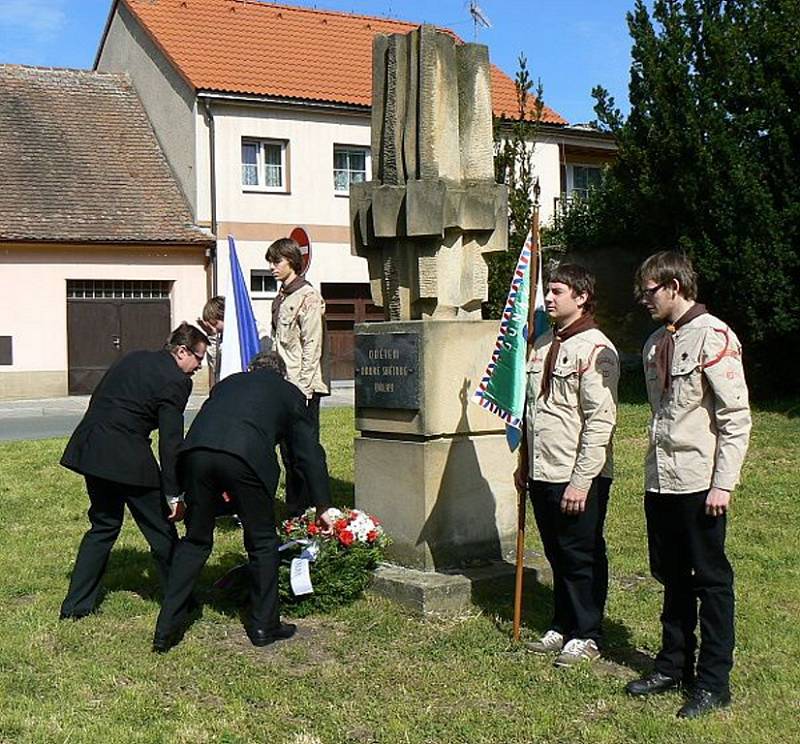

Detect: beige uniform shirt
[643,312,751,494]
[525,327,619,490]
[273,284,330,398]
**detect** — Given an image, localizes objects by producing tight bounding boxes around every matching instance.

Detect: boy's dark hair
[248,350,287,377]
[548,263,597,315]
[265,238,303,274]
[202,296,225,323]
[165,322,209,352]
[634,251,698,300]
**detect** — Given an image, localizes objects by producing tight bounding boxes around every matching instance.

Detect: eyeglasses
[184,346,204,363]
[640,282,666,299]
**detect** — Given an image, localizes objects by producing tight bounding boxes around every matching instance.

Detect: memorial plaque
[355,332,420,409]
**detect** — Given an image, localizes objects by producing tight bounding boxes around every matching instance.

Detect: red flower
[307,523,319,536]
[338,529,354,547]
[335,518,348,532]
[367,530,379,543]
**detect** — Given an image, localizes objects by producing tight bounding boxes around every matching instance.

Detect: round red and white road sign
[290,226,312,275]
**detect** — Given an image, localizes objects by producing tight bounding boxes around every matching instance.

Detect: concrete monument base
[369,561,516,615]
[355,320,520,609]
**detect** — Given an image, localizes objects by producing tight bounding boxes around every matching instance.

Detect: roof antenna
[468,0,492,40]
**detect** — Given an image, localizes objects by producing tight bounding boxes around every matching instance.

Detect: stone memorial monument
[350,25,518,612]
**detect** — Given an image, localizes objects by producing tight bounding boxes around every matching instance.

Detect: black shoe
[152,629,183,654]
[59,610,91,621]
[625,672,682,697]
[246,622,297,647]
[676,688,731,719]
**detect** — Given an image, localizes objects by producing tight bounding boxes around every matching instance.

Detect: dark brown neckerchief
[271,274,310,332]
[654,303,707,394]
[539,313,598,400]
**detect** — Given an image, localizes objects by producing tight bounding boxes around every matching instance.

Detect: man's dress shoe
[625,672,682,696]
[152,629,182,654]
[246,622,297,647]
[677,688,731,719]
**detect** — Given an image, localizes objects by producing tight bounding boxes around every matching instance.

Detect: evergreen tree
[554,0,800,393]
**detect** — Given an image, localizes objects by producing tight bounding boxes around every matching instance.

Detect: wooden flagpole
[512,179,541,643]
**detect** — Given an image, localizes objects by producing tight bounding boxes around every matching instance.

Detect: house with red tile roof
[0,64,213,399]
[95,0,614,378]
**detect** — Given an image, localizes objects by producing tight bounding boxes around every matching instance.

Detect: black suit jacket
[180,369,331,508]
[61,350,192,494]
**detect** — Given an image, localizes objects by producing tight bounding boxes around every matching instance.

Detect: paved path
[0,382,354,442]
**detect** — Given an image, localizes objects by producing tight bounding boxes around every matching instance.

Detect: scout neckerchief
[271,274,310,333]
[539,312,598,400]
[654,303,708,394]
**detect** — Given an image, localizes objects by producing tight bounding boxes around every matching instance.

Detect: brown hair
[164,322,209,353]
[547,263,597,315]
[248,350,287,377]
[265,237,303,274]
[635,251,698,300]
[202,295,225,323]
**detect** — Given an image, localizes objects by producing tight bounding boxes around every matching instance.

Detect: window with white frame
[250,270,278,298]
[333,145,369,193]
[569,165,602,200]
[241,139,287,191]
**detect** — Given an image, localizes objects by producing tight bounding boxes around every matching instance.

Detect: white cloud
[0,0,67,42]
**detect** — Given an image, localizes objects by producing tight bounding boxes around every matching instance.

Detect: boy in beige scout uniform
[515,264,619,667]
[625,251,751,719]
[266,238,330,518]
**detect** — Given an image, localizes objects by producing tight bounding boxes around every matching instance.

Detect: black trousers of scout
[61,475,178,617]
[645,490,735,694]
[530,477,611,643]
[156,450,280,636]
[280,393,321,518]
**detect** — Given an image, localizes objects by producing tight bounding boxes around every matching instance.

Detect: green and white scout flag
[472,231,546,450]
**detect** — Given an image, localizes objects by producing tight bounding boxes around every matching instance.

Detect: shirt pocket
[550,358,580,406]
[526,355,544,399]
[670,360,703,408]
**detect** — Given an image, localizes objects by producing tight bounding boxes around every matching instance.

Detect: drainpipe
[202,97,218,295]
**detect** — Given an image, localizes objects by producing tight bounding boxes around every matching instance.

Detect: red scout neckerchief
[654,302,708,393]
[539,312,598,400]
[271,274,310,333]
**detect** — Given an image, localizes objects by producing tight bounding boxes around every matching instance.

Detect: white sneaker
[554,638,600,667]
[526,629,564,654]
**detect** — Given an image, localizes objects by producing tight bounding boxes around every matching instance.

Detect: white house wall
[530,138,562,227]
[195,101,373,327]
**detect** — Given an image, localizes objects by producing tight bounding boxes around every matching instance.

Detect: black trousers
[61,475,178,617]
[645,490,734,694]
[280,393,321,517]
[530,477,611,644]
[156,450,280,636]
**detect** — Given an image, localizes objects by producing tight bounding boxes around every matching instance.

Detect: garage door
[66,280,172,395]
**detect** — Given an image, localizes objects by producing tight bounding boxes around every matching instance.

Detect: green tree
[554,0,800,394]
[484,55,544,318]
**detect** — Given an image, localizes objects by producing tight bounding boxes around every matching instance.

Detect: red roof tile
[120,0,566,124]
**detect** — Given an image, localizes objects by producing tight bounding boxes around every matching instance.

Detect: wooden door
[322,283,383,380]
[67,296,171,394]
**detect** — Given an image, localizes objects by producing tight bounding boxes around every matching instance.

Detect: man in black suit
[59,322,209,620]
[153,351,333,652]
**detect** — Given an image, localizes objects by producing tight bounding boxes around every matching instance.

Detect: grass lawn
[1,403,799,743]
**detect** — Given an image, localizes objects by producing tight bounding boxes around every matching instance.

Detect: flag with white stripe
[219,235,260,380]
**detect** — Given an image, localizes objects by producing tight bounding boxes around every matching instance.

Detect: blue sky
[0,0,637,123]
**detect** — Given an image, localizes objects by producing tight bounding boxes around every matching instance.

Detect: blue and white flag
[219,235,260,380]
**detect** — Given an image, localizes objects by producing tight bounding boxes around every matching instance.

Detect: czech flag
[219,235,260,380]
